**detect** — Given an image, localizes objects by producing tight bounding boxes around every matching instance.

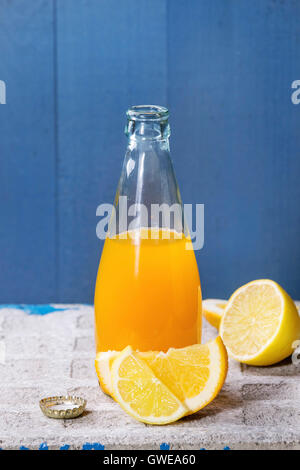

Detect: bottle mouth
[127,105,169,122]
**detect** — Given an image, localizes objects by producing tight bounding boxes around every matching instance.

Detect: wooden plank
[0,0,56,302]
[56,0,167,301]
[1,0,299,303]
[167,0,300,298]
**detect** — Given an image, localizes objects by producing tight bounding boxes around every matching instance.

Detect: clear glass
[94,105,201,352]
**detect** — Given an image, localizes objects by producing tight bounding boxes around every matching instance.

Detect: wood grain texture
[0,0,56,301]
[56,0,167,301]
[168,0,300,299]
[0,0,299,302]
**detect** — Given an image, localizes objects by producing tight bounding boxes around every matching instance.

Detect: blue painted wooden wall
[0,0,299,303]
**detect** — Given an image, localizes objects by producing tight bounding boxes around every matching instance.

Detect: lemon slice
[139,337,227,413]
[95,351,118,396]
[111,346,187,425]
[202,299,227,329]
[220,279,300,366]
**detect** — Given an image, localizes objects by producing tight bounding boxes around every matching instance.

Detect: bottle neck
[125,118,170,143]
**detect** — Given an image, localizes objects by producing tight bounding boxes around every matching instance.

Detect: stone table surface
[0,304,299,450]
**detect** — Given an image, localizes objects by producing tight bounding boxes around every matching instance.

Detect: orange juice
[94,228,201,352]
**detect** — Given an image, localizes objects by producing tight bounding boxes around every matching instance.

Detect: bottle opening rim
[127,105,169,122]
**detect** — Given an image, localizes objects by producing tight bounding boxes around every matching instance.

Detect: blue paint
[60,444,70,450]
[82,442,105,450]
[0,304,76,315]
[55,0,167,302]
[20,446,29,450]
[168,0,300,299]
[160,443,170,450]
[0,0,300,302]
[39,442,49,450]
[223,446,231,450]
[199,448,206,450]
[0,0,56,302]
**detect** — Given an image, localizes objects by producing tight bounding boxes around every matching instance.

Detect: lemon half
[219,279,300,366]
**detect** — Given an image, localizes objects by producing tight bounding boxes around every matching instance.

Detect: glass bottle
[94,105,201,352]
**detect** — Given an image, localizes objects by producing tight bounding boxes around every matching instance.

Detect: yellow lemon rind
[185,337,228,413]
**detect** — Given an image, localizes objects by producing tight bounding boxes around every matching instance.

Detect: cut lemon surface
[95,337,228,414]
[111,346,187,425]
[139,337,227,413]
[202,299,227,329]
[95,351,118,396]
[203,297,300,331]
[220,279,300,366]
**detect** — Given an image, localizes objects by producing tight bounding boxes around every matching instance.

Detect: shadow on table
[164,387,243,427]
[240,356,299,377]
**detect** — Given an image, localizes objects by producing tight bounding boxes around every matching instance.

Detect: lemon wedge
[95,337,228,422]
[202,299,227,329]
[95,350,118,396]
[111,346,187,425]
[140,337,227,413]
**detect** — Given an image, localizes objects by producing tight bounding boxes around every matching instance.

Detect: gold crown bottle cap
[39,395,87,419]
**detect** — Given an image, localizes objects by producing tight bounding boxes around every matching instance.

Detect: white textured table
[0,304,299,450]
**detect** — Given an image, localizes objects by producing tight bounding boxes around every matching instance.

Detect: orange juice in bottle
[94,106,201,353]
